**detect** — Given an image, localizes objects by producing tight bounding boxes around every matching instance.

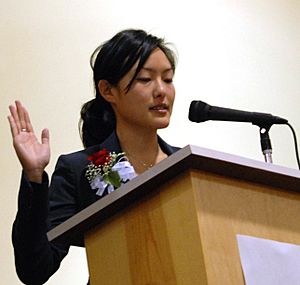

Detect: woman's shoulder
[57,145,99,164]
[57,132,121,165]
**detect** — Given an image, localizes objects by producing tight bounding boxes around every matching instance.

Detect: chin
[147,116,171,130]
[155,121,170,129]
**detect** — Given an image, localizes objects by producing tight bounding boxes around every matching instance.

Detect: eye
[164,78,173,84]
[136,77,151,82]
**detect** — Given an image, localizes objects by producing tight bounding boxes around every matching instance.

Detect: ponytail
[79,96,115,148]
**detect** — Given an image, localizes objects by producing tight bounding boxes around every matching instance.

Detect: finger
[15,101,27,131]
[41,128,50,145]
[7,115,19,137]
[9,104,21,133]
[23,107,34,133]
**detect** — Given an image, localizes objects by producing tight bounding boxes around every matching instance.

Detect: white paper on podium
[237,235,300,285]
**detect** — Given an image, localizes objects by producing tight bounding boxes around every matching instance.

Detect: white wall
[1,0,299,283]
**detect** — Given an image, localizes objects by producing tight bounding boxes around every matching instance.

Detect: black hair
[79,29,177,148]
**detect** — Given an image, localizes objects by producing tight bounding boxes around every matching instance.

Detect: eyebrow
[140,67,174,73]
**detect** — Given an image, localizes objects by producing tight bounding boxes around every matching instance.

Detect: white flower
[86,150,136,197]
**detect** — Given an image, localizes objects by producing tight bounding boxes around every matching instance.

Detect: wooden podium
[48,145,300,284]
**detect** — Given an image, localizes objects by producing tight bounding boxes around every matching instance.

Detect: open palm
[8,101,50,182]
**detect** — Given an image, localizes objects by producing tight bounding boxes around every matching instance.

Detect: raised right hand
[8,101,50,183]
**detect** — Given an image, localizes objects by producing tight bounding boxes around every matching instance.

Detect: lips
[149,104,168,111]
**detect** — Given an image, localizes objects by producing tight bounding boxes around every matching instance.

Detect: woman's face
[110,48,175,132]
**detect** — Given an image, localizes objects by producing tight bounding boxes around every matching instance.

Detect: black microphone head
[188,100,211,123]
[189,100,288,126]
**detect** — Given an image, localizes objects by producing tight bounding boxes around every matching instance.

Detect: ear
[98,80,116,103]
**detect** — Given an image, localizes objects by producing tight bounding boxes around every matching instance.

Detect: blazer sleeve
[12,154,80,285]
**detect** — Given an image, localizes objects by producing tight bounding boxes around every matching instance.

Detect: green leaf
[103,171,121,188]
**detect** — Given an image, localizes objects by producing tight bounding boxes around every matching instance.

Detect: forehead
[119,48,174,89]
[142,48,173,70]
[128,48,173,75]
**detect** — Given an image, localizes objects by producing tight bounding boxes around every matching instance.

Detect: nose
[153,79,166,98]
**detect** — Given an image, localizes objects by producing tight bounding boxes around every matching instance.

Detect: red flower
[88,149,111,166]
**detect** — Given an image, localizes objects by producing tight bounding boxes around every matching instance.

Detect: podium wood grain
[47,145,300,285]
[85,168,300,285]
[85,172,208,285]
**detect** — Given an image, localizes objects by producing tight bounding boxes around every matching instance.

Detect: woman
[8,29,178,284]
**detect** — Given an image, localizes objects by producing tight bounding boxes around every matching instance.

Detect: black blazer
[12,131,179,284]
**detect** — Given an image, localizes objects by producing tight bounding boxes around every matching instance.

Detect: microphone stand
[259,125,273,164]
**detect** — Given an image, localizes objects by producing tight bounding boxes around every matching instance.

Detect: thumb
[41,128,50,145]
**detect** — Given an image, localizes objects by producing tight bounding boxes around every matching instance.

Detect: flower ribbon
[89,159,136,197]
[112,160,136,181]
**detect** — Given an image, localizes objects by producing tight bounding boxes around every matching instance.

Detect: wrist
[24,169,44,183]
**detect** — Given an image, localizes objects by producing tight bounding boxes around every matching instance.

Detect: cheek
[168,86,176,102]
[167,92,175,114]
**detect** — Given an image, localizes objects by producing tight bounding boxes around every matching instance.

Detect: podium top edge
[186,144,300,178]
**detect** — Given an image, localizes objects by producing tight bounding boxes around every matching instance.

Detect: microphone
[188,100,288,126]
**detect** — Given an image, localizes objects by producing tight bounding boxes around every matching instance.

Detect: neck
[116,125,166,174]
